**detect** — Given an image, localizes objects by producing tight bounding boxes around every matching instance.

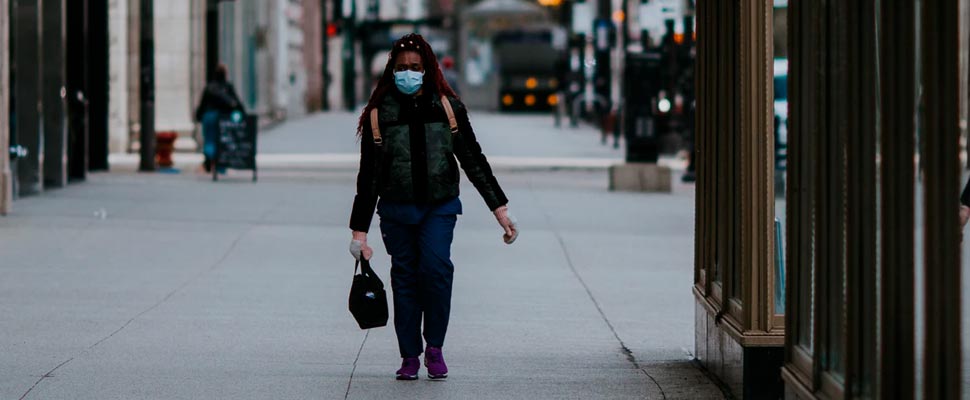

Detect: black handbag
[348,257,389,329]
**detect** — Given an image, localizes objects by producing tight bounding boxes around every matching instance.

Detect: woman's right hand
[493,206,519,244]
[349,231,374,261]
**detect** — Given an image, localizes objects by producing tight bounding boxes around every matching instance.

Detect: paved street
[1,113,722,399]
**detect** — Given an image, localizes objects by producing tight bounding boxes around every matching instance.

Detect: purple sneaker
[396,357,420,380]
[424,347,448,379]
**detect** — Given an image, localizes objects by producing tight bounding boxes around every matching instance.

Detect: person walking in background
[440,56,460,96]
[348,33,518,381]
[194,64,245,172]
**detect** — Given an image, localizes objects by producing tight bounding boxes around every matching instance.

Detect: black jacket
[349,91,508,232]
[195,80,245,121]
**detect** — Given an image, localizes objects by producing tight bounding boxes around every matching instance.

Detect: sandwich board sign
[214,112,258,182]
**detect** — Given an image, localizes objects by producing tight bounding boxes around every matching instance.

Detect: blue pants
[201,110,220,158]
[378,197,461,358]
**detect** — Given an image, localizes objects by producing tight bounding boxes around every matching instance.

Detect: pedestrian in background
[194,64,245,172]
[348,33,518,381]
[440,56,460,96]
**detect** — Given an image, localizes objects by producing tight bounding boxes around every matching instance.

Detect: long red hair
[356,33,459,137]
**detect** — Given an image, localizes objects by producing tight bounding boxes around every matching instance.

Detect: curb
[107,153,686,173]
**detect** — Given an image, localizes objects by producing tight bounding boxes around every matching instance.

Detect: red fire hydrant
[156,131,178,167]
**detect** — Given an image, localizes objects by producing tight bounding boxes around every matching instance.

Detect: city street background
[0,113,723,399]
[7,0,970,398]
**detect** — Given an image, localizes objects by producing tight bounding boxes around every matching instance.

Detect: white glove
[349,231,373,261]
[493,206,519,244]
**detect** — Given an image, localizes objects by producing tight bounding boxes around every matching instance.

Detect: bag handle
[354,257,376,276]
[353,257,384,290]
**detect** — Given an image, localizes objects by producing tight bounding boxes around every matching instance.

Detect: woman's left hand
[493,205,518,244]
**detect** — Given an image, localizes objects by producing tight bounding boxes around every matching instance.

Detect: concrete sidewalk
[0,169,722,399]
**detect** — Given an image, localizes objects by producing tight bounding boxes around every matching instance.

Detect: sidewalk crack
[18,229,248,399]
[550,231,668,400]
[534,190,668,399]
[90,229,248,350]
[344,330,370,400]
[18,358,73,400]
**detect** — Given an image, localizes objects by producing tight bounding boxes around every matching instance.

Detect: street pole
[593,0,611,110]
[206,0,218,82]
[0,0,11,214]
[360,0,378,98]
[342,0,357,111]
[139,0,155,171]
[321,0,330,110]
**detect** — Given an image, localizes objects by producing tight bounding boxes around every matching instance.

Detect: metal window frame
[879,0,917,398]
[694,0,709,297]
[693,0,783,348]
[784,0,865,396]
[845,0,878,396]
[920,0,963,397]
[812,0,848,388]
[783,0,966,398]
[784,0,817,380]
[739,0,782,335]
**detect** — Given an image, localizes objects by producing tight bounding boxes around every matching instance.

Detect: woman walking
[348,34,518,380]
[194,64,245,172]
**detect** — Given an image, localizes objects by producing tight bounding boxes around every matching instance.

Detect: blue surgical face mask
[394,70,424,95]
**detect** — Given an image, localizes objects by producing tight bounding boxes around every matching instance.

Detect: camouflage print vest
[369,94,460,204]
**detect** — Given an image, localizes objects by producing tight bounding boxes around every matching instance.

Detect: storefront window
[773,4,788,318]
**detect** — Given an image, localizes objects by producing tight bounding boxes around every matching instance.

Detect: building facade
[4,0,110,206]
[2,0,325,214]
[214,0,309,121]
[106,0,208,154]
[103,0,321,155]
[694,0,970,398]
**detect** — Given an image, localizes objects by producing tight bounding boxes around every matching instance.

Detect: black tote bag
[348,258,389,329]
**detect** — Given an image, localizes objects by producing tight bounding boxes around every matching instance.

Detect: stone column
[13,0,43,195]
[86,0,110,172]
[42,0,68,188]
[108,0,130,154]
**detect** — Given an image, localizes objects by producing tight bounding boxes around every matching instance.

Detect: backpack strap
[370,97,458,142]
[369,108,382,145]
[440,95,459,135]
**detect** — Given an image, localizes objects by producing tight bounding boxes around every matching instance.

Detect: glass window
[795,210,814,352]
[773,5,788,317]
[773,75,788,101]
